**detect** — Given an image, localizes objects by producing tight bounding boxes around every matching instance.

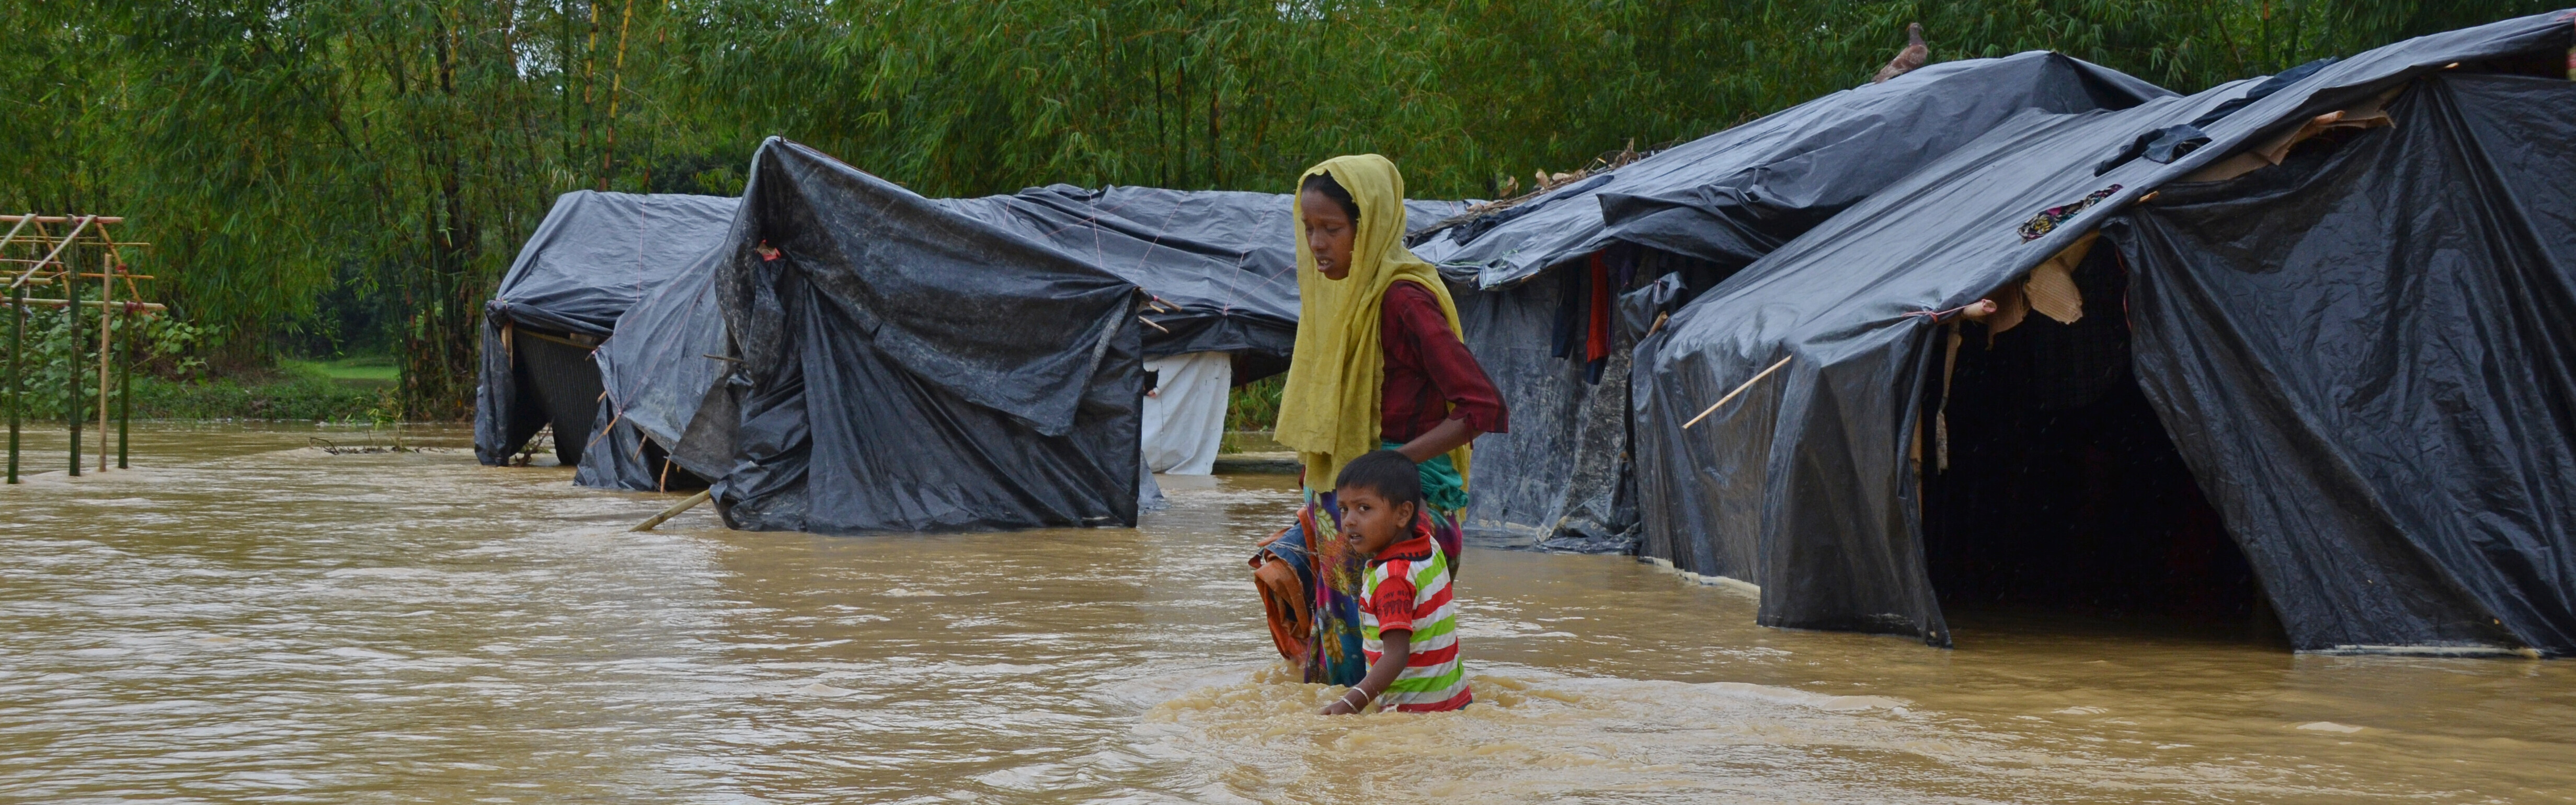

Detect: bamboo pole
[0,215,125,224]
[98,256,111,473]
[9,214,91,291]
[7,298,168,311]
[64,250,80,477]
[7,284,19,484]
[0,252,150,264]
[118,304,132,469]
[630,489,712,532]
[599,0,636,189]
[0,214,33,256]
[1682,356,1794,430]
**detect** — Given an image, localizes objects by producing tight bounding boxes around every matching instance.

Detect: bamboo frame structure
[2,213,165,484]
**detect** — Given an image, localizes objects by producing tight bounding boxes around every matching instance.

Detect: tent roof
[1665,13,2572,363]
[1410,51,2172,289]
[598,173,1468,464]
[935,185,1464,359]
[486,190,739,337]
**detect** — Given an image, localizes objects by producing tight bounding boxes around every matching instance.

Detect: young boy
[1319,450,1471,715]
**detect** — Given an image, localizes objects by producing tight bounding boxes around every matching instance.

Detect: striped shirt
[1360,527,1472,712]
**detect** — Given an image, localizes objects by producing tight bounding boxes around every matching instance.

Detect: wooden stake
[118,304,132,469]
[98,255,110,473]
[64,251,80,477]
[1682,356,1793,430]
[7,284,19,484]
[630,489,712,532]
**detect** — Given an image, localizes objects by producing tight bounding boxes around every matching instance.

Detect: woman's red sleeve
[1387,283,1509,434]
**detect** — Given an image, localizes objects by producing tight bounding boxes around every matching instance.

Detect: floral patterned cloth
[2017,184,2122,241]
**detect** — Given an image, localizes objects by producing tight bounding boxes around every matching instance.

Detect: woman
[1255,154,1507,686]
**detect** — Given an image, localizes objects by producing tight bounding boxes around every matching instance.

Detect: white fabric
[1138,456,1168,511]
[1140,351,1232,475]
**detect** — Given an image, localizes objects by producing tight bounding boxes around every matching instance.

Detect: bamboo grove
[0,0,2546,418]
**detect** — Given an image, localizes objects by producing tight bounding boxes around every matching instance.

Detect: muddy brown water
[2,423,2570,803]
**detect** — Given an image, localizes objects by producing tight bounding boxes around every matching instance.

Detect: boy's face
[1335,485,1417,557]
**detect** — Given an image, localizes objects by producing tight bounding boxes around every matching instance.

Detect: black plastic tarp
[576,245,733,489]
[473,190,739,467]
[580,183,1466,491]
[1411,51,2171,288]
[1634,12,2576,653]
[708,137,1145,534]
[2120,71,2576,653]
[935,185,1297,360]
[938,185,1468,363]
[1429,53,2171,548]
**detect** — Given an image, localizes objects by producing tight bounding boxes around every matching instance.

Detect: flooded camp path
[3,424,2570,803]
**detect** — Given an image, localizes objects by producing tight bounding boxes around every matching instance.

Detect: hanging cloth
[1585,251,1612,384]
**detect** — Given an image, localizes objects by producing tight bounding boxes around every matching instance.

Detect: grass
[1227,375,1283,433]
[1221,375,1286,455]
[89,358,398,422]
[127,367,391,422]
[1220,430,1285,455]
[282,355,399,385]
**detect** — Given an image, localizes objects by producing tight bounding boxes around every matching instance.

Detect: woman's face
[1301,191,1357,281]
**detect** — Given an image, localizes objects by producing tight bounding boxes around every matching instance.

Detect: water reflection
[0,424,2567,802]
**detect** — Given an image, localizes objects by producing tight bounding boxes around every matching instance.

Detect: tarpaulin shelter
[941,186,1301,476]
[933,186,1465,474]
[1404,52,2171,551]
[473,190,738,469]
[582,182,1464,486]
[686,137,1150,534]
[1635,12,2576,655]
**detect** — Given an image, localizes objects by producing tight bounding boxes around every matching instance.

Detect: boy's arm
[1321,630,1409,715]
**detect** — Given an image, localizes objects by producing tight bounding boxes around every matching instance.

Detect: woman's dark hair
[1333,449,1421,510]
[1300,171,1362,221]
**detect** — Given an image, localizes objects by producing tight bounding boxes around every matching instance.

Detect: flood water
[2,423,2570,803]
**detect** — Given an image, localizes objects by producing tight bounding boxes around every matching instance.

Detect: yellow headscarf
[1274,154,1472,494]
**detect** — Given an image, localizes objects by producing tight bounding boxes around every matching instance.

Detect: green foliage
[282,356,400,384]
[3,304,376,421]
[125,374,387,422]
[0,0,2557,418]
[5,303,192,421]
[1227,373,1285,433]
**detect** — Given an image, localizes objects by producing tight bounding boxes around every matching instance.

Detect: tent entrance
[1918,242,2265,627]
[509,329,605,467]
